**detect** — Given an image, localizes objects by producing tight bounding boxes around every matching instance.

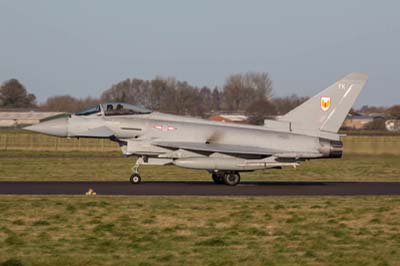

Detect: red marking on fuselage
[153,125,177,131]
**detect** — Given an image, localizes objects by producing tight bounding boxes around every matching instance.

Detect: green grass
[0,151,400,182]
[0,196,399,266]
[343,136,400,155]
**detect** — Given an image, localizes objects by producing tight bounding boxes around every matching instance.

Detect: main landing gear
[212,173,224,184]
[130,157,143,184]
[129,156,241,186]
[212,172,241,186]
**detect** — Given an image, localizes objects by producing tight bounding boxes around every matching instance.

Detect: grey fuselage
[67,112,338,160]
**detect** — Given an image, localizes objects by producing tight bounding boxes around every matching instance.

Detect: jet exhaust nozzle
[319,139,343,158]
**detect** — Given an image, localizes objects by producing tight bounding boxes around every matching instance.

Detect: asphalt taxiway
[0,181,400,196]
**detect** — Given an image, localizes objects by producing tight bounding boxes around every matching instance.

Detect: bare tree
[98,72,275,117]
[198,86,212,115]
[42,95,100,113]
[223,72,273,111]
[101,76,209,116]
[101,78,154,107]
[101,79,132,103]
[149,76,177,112]
[223,74,245,111]
[272,94,308,115]
[0,79,36,108]
[211,87,221,112]
[173,81,199,115]
[42,95,81,112]
[244,72,273,100]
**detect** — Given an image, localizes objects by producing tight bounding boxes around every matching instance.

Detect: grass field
[1,196,400,266]
[0,151,399,182]
[1,131,400,266]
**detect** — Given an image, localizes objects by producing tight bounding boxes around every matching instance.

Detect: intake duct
[319,139,343,158]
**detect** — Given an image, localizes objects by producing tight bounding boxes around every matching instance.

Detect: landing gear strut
[211,172,241,186]
[130,157,143,184]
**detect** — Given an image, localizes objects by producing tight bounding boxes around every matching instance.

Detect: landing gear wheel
[212,173,224,184]
[223,172,240,186]
[130,174,141,184]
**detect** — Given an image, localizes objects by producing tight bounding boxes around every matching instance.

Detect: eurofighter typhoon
[25,73,368,185]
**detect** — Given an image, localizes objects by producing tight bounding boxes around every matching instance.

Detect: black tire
[223,172,240,186]
[130,174,141,184]
[212,173,224,184]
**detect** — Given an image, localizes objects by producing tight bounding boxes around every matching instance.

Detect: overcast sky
[0,0,399,107]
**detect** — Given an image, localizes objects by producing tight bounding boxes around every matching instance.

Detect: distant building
[208,114,248,124]
[0,111,63,127]
[385,120,400,132]
[342,114,385,130]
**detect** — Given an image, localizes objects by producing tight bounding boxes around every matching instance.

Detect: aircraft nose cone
[24,117,68,137]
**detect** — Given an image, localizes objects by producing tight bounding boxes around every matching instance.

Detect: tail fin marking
[278,72,368,133]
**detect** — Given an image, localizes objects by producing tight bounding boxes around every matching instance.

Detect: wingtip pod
[278,72,368,134]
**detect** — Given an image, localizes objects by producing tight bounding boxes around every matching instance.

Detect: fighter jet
[25,73,368,185]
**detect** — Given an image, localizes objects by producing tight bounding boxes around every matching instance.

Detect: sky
[0,0,399,107]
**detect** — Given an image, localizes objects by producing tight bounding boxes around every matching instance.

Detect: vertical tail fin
[278,72,368,133]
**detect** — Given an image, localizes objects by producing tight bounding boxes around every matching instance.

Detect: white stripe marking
[320,109,336,129]
[343,84,354,98]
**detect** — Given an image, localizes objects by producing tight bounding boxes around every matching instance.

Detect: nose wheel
[130,173,141,184]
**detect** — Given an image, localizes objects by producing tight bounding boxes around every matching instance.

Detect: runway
[0,181,400,196]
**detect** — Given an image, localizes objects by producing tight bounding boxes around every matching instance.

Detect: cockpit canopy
[75,103,152,116]
[75,105,101,116]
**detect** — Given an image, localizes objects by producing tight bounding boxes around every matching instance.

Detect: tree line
[1,74,399,123]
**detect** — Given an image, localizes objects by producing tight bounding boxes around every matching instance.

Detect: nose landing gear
[130,157,143,184]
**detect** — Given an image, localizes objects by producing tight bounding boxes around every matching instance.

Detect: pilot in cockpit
[75,103,152,117]
[106,104,113,111]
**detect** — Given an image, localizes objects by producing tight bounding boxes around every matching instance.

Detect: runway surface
[0,181,400,196]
